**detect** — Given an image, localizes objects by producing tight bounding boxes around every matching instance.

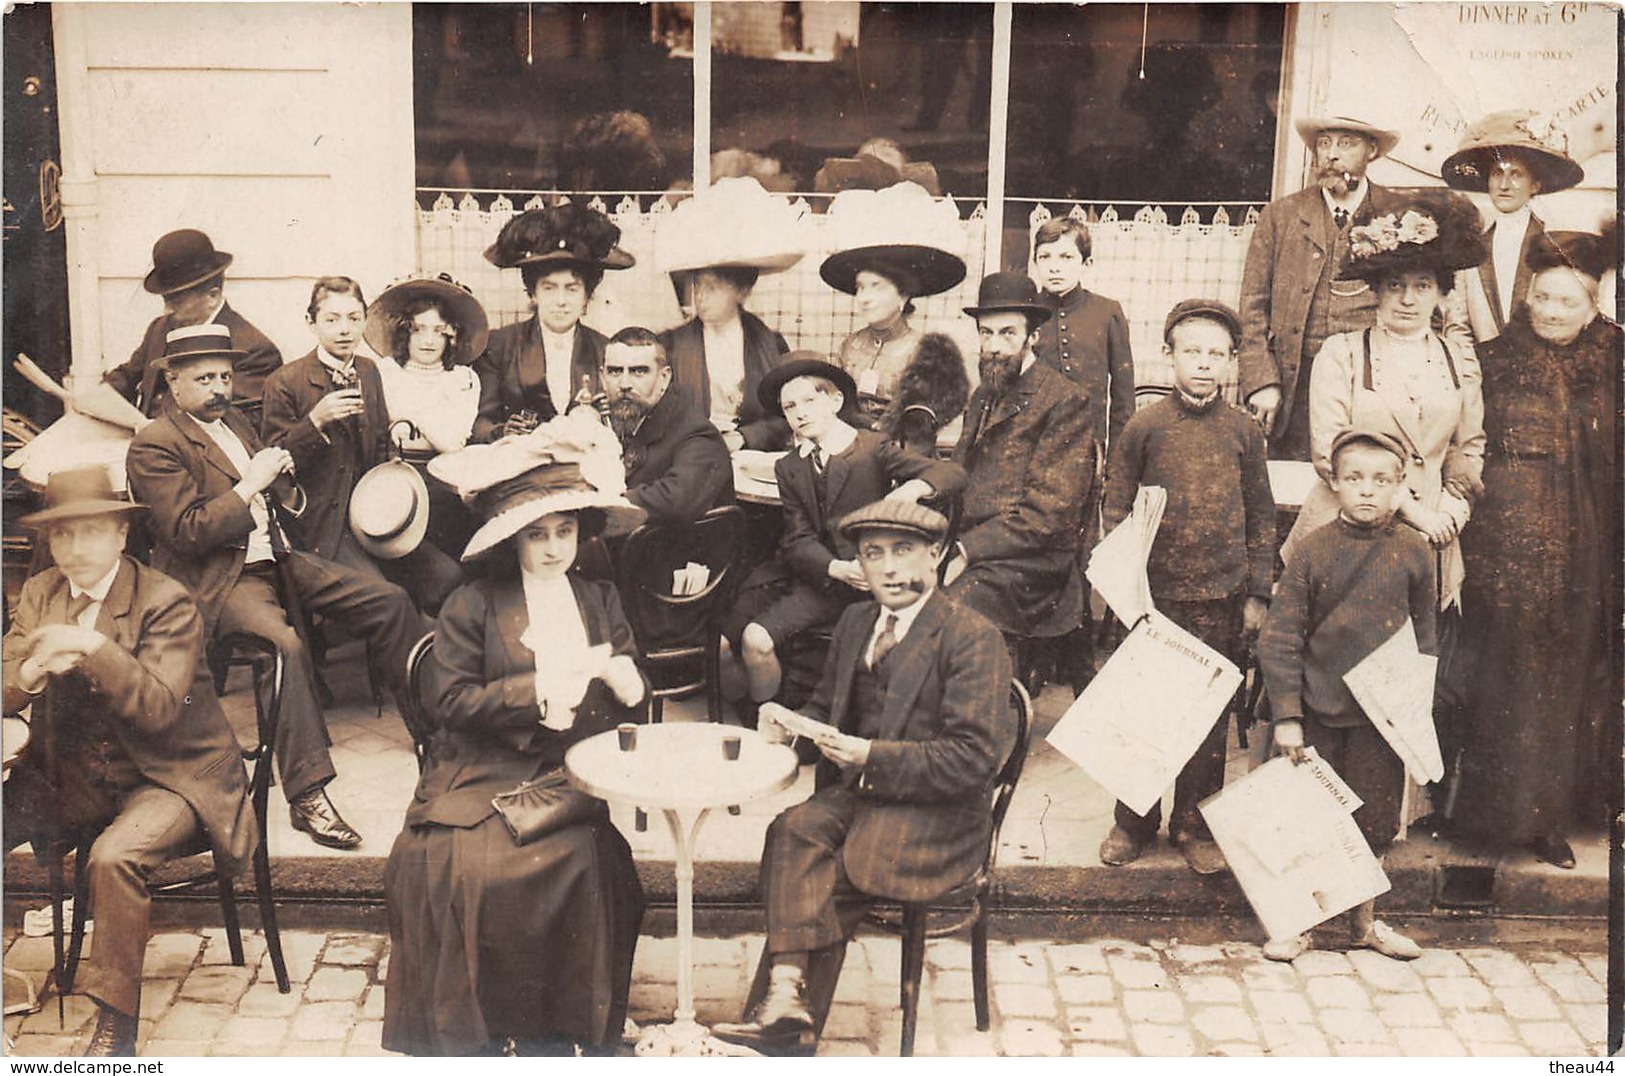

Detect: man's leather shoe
[1529,834,1576,869]
[711,969,814,1046]
[289,786,362,850]
[84,1003,138,1056]
[1174,831,1229,876]
[1099,824,1148,867]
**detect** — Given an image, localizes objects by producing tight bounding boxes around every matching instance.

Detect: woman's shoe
[1529,834,1576,869]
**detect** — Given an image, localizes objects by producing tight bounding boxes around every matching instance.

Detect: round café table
[566,722,800,1056]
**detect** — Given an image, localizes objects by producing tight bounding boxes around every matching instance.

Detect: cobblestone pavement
[1,925,1607,1057]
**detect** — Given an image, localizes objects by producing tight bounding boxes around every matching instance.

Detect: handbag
[490,768,600,846]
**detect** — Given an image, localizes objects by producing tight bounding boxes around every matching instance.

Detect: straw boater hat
[19,465,144,528]
[363,274,490,366]
[1337,192,1486,284]
[656,176,806,275]
[1293,114,1400,159]
[483,202,636,273]
[757,353,860,418]
[1441,110,1584,196]
[818,182,968,299]
[348,454,431,560]
[144,229,233,296]
[158,323,247,369]
[428,410,646,561]
[962,271,1053,326]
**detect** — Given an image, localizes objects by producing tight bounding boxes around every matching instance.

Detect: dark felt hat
[1337,192,1486,284]
[819,244,967,299]
[144,229,233,296]
[962,272,1052,325]
[1163,299,1242,344]
[20,465,145,527]
[836,500,949,542]
[757,353,860,417]
[483,203,635,273]
[1441,110,1584,195]
[1525,221,1619,280]
[158,324,246,369]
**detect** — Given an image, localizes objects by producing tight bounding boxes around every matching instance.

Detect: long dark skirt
[382,809,644,1055]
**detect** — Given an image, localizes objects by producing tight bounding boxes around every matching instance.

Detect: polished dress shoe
[1529,833,1576,870]
[84,1003,138,1056]
[289,786,362,849]
[712,968,814,1047]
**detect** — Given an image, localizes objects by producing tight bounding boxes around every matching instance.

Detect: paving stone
[1578,954,1607,983]
[1097,939,1158,959]
[320,934,386,968]
[360,985,386,1021]
[1291,950,1354,977]
[1318,1007,1391,1045]
[998,1018,1066,1057]
[1192,1005,1259,1043]
[927,1000,983,1045]
[1131,1023,1196,1056]
[1495,984,1562,1021]
[179,963,254,1004]
[349,1018,385,1050]
[1211,1042,1266,1056]
[306,966,370,1002]
[929,965,976,1001]
[1426,974,1494,1011]
[290,1000,360,1041]
[937,1031,999,1057]
[1219,941,1267,961]
[1107,955,1168,989]
[1518,1020,1586,1055]
[1306,975,1372,1011]
[153,1000,232,1040]
[1532,967,1605,1004]
[627,982,677,1020]
[1336,1040,1406,1056]
[263,931,325,984]
[819,1040,876,1057]
[220,1015,288,1044]
[1449,1010,1517,1044]
[689,935,747,966]
[1528,952,1588,978]
[1460,948,1538,986]
[141,976,183,1019]
[1468,1040,1530,1057]
[1046,942,1108,975]
[143,932,205,979]
[1067,1043,1131,1056]
[822,1002,869,1040]
[1374,991,1443,1028]
[211,1039,283,1057]
[691,963,747,1000]
[17,993,98,1034]
[238,982,303,1018]
[1566,1002,1607,1049]
[1123,988,1185,1024]
[130,1038,209,1057]
[1180,974,1242,1004]
[1241,962,1301,991]
[631,936,677,982]
[985,942,1051,985]
[1411,949,1472,978]
[199,928,268,968]
[1165,943,1226,967]
[926,939,973,972]
[1065,1005,1128,1043]
[1260,1023,1330,1056]
[992,982,1058,1018]
[1055,973,1114,1005]
[1347,949,1424,993]
[1249,989,1313,1025]
[856,935,902,980]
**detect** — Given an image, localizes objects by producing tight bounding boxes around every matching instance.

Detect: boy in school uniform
[1256,429,1436,962]
[1097,299,1276,875]
[728,354,966,707]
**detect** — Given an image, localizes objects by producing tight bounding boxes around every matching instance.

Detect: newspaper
[758,701,838,745]
[1201,750,1390,941]
[1343,619,1443,784]
[1086,485,1166,628]
[1047,612,1244,816]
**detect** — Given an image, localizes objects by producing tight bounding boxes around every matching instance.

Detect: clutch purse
[490,768,600,846]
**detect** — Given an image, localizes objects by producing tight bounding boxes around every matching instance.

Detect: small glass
[617,723,638,751]
[722,734,742,761]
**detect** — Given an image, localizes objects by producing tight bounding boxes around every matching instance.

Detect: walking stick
[39,682,64,1027]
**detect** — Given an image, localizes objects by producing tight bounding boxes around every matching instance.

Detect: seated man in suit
[713,500,1014,1050]
[3,466,255,1056]
[126,326,423,851]
[91,229,282,422]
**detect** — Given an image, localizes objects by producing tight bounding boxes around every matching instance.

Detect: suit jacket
[104,303,283,418]
[1034,287,1135,447]
[2,558,256,874]
[410,574,647,829]
[471,319,608,443]
[126,399,306,636]
[660,311,791,450]
[796,591,1014,902]
[260,351,389,562]
[1459,214,1544,343]
[622,385,735,524]
[776,428,966,584]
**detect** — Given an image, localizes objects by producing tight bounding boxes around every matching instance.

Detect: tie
[66,591,95,628]
[810,448,826,475]
[871,613,899,669]
[1333,207,1350,231]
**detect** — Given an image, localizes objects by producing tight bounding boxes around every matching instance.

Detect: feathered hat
[1338,191,1486,284]
[655,177,806,275]
[1441,110,1584,196]
[483,203,635,272]
[819,182,967,299]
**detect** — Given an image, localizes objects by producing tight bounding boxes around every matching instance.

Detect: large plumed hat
[1293,114,1400,159]
[819,182,967,299]
[656,177,806,275]
[1441,110,1584,196]
[483,203,635,272]
[1337,191,1486,284]
[364,274,490,366]
[428,410,645,561]
[144,229,233,295]
[1525,218,1619,280]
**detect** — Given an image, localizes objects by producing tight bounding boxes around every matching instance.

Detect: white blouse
[376,361,480,455]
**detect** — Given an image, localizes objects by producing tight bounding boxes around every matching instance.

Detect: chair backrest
[616,504,749,654]
[985,679,1033,872]
[401,631,436,771]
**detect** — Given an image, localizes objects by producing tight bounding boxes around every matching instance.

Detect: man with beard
[603,326,734,524]
[942,273,1093,651]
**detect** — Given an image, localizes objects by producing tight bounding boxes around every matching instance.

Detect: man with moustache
[941,273,1094,648]
[602,326,734,525]
[126,326,422,851]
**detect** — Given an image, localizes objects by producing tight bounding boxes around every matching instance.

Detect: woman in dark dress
[384,414,650,1054]
[1454,225,1620,869]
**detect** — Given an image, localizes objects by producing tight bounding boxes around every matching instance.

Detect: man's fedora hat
[144,229,233,296]
[349,458,430,560]
[962,271,1053,326]
[483,203,636,273]
[364,274,491,366]
[158,324,246,369]
[1442,110,1585,195]
[836,500,949,543]
[1293,115,1400,159]
[20,465,145,528]
[757,353,860,417]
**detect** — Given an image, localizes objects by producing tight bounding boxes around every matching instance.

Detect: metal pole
[692,2,712,190]
[983,2,1013,276]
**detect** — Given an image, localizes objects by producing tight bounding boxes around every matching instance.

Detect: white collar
[703,317,744,342]
[1020,352,1036,377]
[1491,204,1533,235]
[877,590,931,638]
[798,421,858,459]
[69,560,121,604]
[521,569,575,596]
[1321,183,1368,215]
[539,321,578,345]
[317,347,356,379]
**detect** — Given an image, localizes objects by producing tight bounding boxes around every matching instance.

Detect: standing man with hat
[3,466,254,1056]
[941,272,1094,657]
[126,325,422,851]
[713,500,1014,1051]
[94,229,282,423]
[1442,109,1586,344]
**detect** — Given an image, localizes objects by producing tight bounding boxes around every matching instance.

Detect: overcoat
[471,318,607,443]
[104,303,283,417]
[621,385,735,524]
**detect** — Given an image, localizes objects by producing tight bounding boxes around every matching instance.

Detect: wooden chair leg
[216,861,244,966]
[971,898,991,1031]
[253,837,290,993]
[62,844,92,994]
[899,903,927,1057]
[651,696,664,724]
[706,633,724,724]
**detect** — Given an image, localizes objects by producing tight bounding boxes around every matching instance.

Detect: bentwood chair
[401,632,438,772]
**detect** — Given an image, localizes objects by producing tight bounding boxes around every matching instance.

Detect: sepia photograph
[0,0,1617,1060]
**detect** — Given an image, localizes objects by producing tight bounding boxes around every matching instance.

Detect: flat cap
[1163,298,1242,344]
[836,499,949,542]
[1330,428,1409,465]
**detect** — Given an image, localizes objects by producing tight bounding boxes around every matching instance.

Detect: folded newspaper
[1086,485,1166,628]
[758,701,839,744]
[1342,618,1443,784]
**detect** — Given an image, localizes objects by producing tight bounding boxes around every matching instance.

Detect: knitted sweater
[1102,393,1276,603]
[1258,516,1438,727]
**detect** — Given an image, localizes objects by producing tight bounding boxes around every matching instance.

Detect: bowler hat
[349,459,430,560]
[757,353,860,417]
[836,500,949,543]
[1293,115,1400,159]
[20,465,145,528]
[144,229,233,296]
[1163,299,1242,345]
[962,272,1052,326]
[158,324,246,369]
[1441,110,1584,196]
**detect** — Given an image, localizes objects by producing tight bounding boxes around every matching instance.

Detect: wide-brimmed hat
[483,203,635,273]
[144,229,233,296]
[157,324,246,370]
[962,272,1053,325]
[19,465,145,528]
[364,274,490,366]
[836,500,949,543]
[348,458,430,560]
[819,182,966,298]
[656,177,806,275]
[428,410,645,561]
[1338,192,1486,284]
[1441,110,1584,196]
[757,353,860,417]
[1293,115,1400,159]
[1525,219,1619,281]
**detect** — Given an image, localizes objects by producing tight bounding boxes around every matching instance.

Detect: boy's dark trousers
[1113,595,1245,842]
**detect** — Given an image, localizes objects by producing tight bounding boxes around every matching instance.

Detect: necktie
[871,613,899,669]
[1334,207,1350,231]
[66,591,94,627]
[810,448,826,475]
